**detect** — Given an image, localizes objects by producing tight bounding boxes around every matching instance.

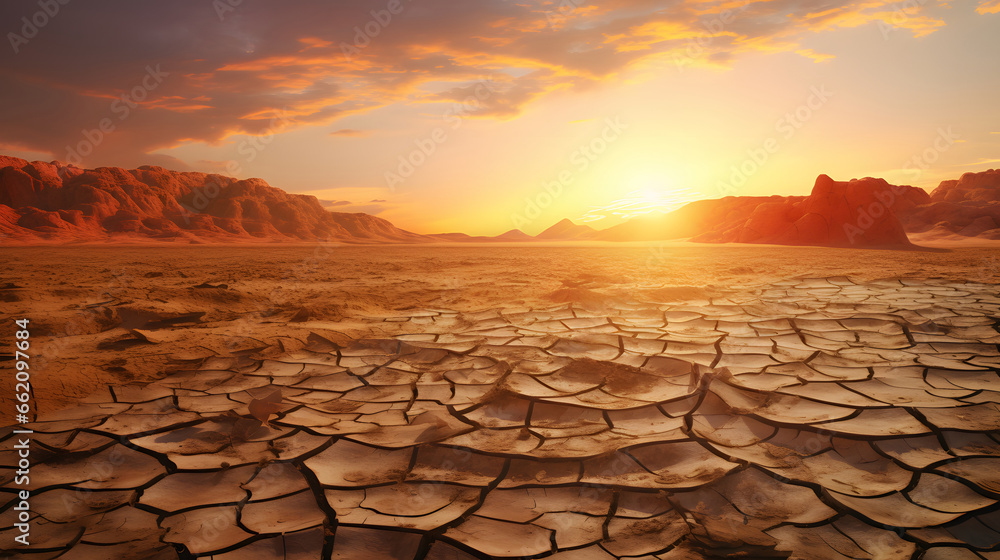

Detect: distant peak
[534,217,599,240]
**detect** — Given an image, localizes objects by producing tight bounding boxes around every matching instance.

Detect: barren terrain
[2,244,1000,559]
[2,244,999,413]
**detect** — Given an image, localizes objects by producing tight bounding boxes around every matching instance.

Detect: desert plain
[3,0,1000,556]
[2,243,1000,559]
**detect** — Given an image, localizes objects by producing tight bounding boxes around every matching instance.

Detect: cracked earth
[3,271,1000,559]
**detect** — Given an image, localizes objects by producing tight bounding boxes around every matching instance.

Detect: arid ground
[2,243,999,413]
[2,244,1000,559]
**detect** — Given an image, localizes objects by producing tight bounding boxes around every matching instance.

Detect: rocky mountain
[595,174,939,248]
[3,154,997,248]
[592,196,795,243]
[0,156,428,243]
[688,174,928,248]
[901,169,1000,239]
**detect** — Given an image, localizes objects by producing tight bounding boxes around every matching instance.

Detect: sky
[1,0,998,235]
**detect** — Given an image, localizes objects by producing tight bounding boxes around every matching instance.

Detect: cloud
[316,197,389,214]
[954,158,1000,167]
[577,188,704,223]
[318,199,352,207]
[977,0,1000,14]
[194,159,237,173]
[0,0,965,167]
[327,202,389,215]
[329,128,368,137]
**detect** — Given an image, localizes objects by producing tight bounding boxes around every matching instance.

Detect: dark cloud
[319,199,352,207]
[0,0,951,168]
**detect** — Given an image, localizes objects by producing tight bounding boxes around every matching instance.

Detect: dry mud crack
[3,277,1000,559]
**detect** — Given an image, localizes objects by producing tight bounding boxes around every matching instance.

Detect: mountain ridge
[2,155,999,246]
[0,156,429,244]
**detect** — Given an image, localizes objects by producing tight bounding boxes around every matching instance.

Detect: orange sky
[2,0,998,235]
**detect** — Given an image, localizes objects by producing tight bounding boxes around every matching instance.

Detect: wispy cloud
[577,188,704,223]
[953,158,1000,167]
[977,0,1000,14]
[329,129,369,137]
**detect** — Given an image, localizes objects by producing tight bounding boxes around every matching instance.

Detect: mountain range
[2,154,998,248]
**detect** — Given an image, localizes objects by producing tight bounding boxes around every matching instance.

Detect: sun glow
[577,175,704,224]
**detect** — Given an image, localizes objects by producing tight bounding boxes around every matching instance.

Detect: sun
[623,171,676,202]
[638,188,663,203]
